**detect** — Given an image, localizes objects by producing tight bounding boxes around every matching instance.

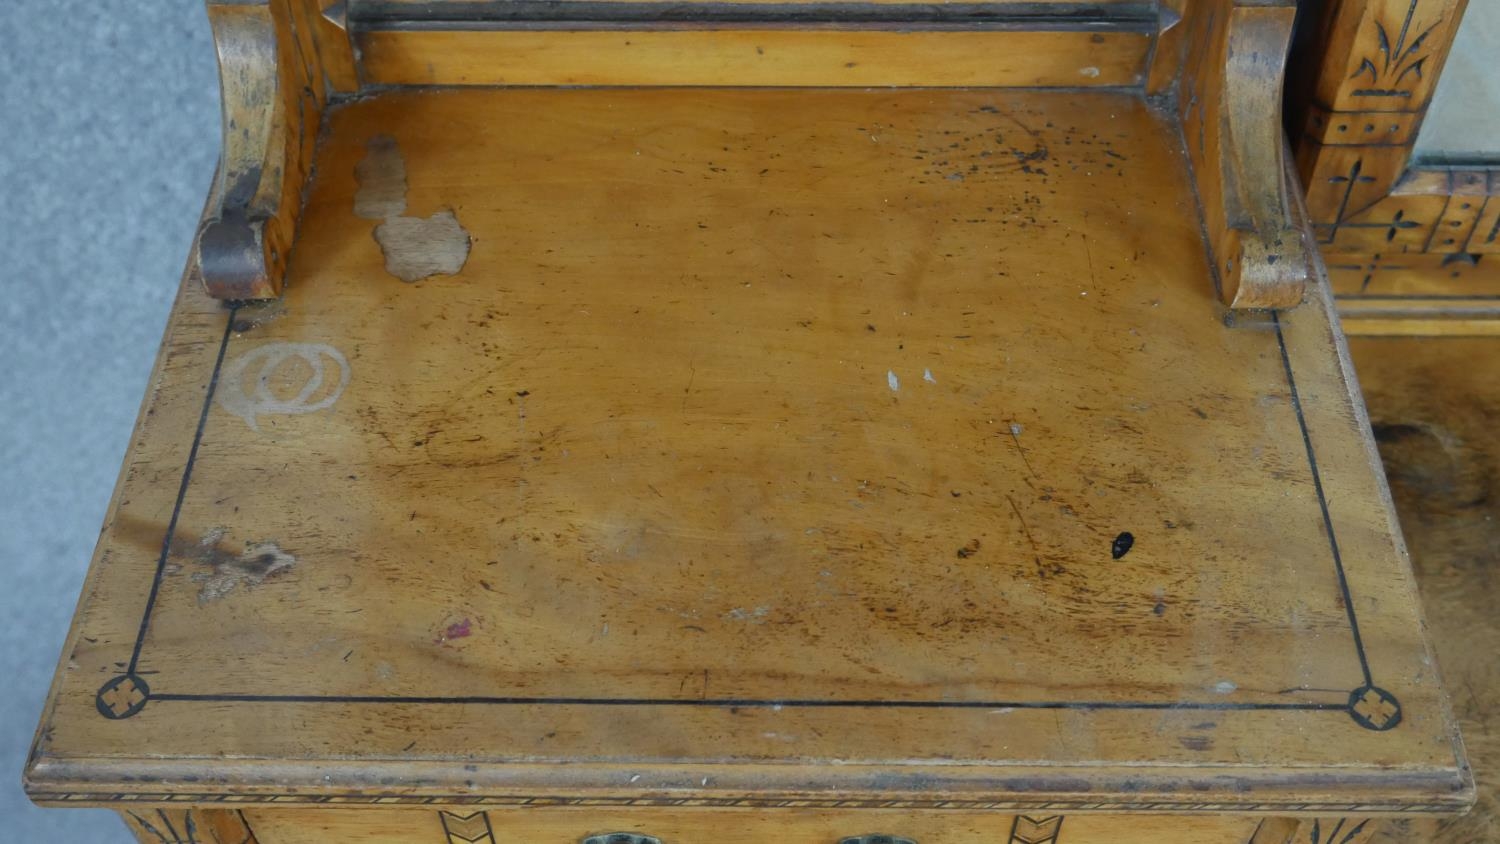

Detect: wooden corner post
[1179,0,1311,310]
[197,0,353,300]
[1289,0,1498,325]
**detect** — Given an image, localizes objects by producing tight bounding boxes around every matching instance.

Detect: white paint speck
[887,370,900,392]
[1080,66,1101,78]
[1009,422,1024,436]
[1214,681,1237,694]
[923,368,936,383]
[725,606,770,624]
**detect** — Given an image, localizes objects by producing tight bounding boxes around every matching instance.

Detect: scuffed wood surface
[28,88,1466,815]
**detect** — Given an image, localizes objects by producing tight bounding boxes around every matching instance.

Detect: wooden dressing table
[26,1,1475,840]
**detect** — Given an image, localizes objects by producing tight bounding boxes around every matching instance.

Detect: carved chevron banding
[440,809,497,843]
[1009,815,1064,844]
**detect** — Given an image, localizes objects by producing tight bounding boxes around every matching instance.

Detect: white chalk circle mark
[218,342,351,431]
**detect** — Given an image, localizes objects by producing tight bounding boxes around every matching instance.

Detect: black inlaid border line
[126,306,241,676]
[105,306,1394,728]
[151,692,1348,711]
[1272,312,1372,689]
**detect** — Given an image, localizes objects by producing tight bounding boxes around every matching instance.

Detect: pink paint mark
[437,618,472,644]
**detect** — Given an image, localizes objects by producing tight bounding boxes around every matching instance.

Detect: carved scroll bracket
[198,0,323,300]
[1181,0,1311,310]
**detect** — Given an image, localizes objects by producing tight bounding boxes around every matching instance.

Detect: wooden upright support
[1179,0,1311,310]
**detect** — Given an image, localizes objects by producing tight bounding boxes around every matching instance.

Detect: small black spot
[231,319,253,333]
[1111,531,1135,559]
[866,324,877,332]
[1153,601,1166,616]
[516,390,530,397]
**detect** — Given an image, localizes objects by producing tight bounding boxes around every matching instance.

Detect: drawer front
[236,808,1267,843]
[119,807,1404,843]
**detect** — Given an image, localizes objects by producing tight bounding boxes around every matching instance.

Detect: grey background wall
[0,2,218,839]
[1415,0,1500,162]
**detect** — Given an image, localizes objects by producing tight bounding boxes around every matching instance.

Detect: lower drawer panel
[119,806,1421,843]
[234,808,1267,843]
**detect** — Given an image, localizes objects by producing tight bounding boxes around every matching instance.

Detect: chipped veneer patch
[175,527,297,605]
[374,211,472,283]
[354,134,472,283]
[353,135,408,220]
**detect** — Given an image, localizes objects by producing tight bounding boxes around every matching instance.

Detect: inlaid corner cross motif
[95,673,150,720]
[1320,158,1434,248]
[1350,685,1403,731]
[1320,160,1422,247]
[1330,255,1414,293]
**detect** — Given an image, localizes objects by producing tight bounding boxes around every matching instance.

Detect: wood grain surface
[354,28,1151,88]
[25,88,1468,815]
